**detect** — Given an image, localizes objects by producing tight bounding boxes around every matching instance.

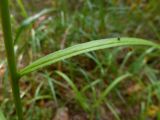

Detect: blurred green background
[0,0,160,120]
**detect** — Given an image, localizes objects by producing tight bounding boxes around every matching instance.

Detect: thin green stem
[0,0,23,120]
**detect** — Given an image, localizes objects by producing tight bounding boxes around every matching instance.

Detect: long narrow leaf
[55,71,89,110]
[94,73,131,107]
[43,72,58,105]
[19,37,160,76]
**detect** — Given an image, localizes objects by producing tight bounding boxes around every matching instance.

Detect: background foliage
[0,0,160,120]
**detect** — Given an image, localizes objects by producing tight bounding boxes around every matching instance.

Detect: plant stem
[0,0,23,120]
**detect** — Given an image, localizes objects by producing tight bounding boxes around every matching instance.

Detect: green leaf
[43,72,58,105]
[93,73,131,108]
[55,71,89,111]
[19,37,160,76]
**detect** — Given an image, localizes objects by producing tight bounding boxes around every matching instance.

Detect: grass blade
[81,79,101,92]
[17,0,28,18]
[94,73,131,107]
[106,102,121,120]
[55,71,89,111]
[14,8,55,44]
[19,37,160,76]
[43,72,58,105]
